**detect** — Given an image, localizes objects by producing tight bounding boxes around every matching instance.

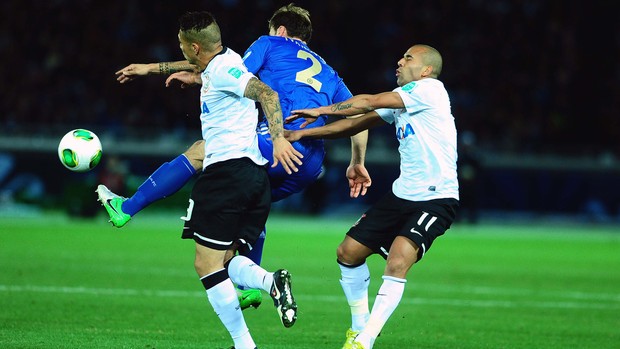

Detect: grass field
[0,210,619,349]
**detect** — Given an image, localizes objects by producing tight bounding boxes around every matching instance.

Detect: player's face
[178,31,196,65]
[395,46,428,86]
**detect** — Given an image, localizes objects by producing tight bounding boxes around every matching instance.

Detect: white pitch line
[1,284,618,310]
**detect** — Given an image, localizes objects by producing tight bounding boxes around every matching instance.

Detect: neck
[197,44,224,70]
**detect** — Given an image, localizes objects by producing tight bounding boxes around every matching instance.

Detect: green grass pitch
[0,211,618,348]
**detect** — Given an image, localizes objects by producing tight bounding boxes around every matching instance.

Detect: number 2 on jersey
[295,50,322,92]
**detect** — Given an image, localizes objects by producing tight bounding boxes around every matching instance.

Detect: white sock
[339,262,370,331]
[356,275,406,348]
[227,255,273,292]
[205,277,256,349]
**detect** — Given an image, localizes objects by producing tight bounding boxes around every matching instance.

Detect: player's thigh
[194,243,229,276]
[337,235,374,265]
[183,140,205,170]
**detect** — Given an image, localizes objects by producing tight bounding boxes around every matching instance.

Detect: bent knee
[337,240,369,265]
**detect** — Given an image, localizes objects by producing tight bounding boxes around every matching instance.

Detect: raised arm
[244,77,303,174]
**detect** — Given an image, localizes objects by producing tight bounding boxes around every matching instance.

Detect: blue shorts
[257,122,325,202]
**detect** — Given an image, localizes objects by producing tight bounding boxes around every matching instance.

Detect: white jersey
[198,47,267,169]
[375,78,459,201]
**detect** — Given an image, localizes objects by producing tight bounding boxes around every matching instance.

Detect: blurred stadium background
[0,0,619,224]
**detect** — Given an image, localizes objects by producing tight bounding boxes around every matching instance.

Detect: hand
[271,137,303,175]
[285,108,321,128]
[165,71,201,88]
[283,129,302,142]
[115,64,152,84]
[346,164,372,198]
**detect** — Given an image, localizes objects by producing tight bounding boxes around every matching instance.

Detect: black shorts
[347,190,459,261]
[181,157,271,251]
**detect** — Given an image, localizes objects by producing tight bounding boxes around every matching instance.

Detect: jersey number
[295,50,323,92]
[181,198,195,221]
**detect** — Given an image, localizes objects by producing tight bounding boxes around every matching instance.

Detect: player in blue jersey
[285,44,459,349]
[97,3,371,309]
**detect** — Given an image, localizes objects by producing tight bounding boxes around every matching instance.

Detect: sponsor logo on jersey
[228,67,243,79]
[396,123,415,140]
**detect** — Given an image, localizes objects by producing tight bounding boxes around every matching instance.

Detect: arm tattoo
[331,101,372,114]
[158,62,170,75]
[159,61,199,74]
[245,78,284,138]
[332,102,353,112]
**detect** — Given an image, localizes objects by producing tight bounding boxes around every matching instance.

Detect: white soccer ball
[57,129,103,172]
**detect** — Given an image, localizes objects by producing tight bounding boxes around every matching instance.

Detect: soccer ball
[57,129,103,172]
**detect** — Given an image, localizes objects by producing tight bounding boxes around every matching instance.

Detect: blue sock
[122,154,196,216]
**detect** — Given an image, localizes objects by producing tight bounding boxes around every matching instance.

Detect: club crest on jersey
[201,74,211,94]
[228,67,243,79]
[402,81,417,92]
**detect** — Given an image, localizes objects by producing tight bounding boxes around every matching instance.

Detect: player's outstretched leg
[270,269,297,328]
[96,184,131,227]
[96,154,197,228]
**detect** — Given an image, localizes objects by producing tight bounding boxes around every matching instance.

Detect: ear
[421,65,433,78]
[276,25,288,37]
[192,42,200,55]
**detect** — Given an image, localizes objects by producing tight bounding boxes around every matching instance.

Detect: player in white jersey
[286,44,459,349]
[165,11,300,349]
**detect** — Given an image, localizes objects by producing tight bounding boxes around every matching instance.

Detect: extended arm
[287,91,405,126]
[288,112,386,140]
[116,60,200,83]
[244,77,303,174]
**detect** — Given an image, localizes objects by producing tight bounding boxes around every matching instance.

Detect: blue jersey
[243,35,353,130]
[243,35,354,202]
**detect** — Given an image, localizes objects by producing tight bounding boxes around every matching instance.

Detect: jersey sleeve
[374,86,406,124]
[243,36,270,74]
[375,108,397,124]
[395,81,431,115]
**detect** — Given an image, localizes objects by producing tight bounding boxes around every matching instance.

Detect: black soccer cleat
[269,269,297,328]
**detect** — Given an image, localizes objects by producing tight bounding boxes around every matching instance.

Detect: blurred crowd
[1,0,618,158]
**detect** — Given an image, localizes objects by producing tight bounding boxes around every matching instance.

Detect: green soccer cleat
[342,328,360,349]
[239,289,262,310]
[96,184,131,228]
[270,269,297,328]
